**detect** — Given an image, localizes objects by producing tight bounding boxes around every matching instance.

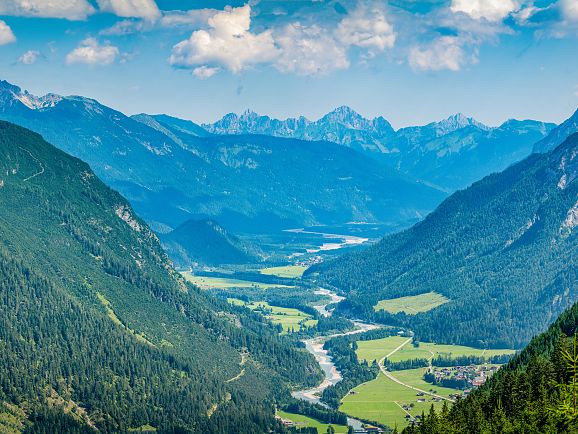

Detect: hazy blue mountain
[0,80,443,236]
[0,120,321,432]
[161,218,261,267]
[533,108,578,153]
[205,108,555,191]
[393,117,555,190]
[203,106,396,154]
[310,131,578,349]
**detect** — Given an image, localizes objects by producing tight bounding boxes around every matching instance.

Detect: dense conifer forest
[311,133,578,349]
[0,121,322,433]
[403,301,578,433]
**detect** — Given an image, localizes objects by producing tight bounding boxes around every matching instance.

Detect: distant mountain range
[0,80,444,235]
[311,130,578,349]
[205,108,555,191]
[161,218,262,267]
[533,108,578,153]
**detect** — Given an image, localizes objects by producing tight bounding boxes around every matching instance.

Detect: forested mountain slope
[160,218,261,267]
[404,301,578,434]
[0,80,443,235]
[533,108,578,153]
[311,132,578,348]
[0,121,321,433]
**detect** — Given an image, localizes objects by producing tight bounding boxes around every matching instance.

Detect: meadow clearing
[356,336,516,364]
[277,410,349,433]
[340,369,456,428]
[260,265,308,278]
[181,272,295,290]
[228,299,317,333]
[346,336,516,428]
[373,291,449,314]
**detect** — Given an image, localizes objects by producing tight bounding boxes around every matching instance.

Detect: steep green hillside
[161,218,261,267]
[0,121,321,433]
[311,133,578,348]
[404,301,578,434]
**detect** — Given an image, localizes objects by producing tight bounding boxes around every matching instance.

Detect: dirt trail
[19,147,45,182]
[225,352,247,383]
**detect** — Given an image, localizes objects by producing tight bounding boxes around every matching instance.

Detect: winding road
[378,340,455,403]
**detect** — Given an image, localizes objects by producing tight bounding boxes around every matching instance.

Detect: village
[424,364,500,391]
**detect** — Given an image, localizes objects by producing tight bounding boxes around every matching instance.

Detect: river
[284,228,369,255]
[292,288,379,430]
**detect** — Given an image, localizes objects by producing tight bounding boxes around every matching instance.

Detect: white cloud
[275,23,350,75]
[560,0,578,21]
[100,9,216,36]
[18,50,40,64]
[0,21,16,45]
[451,0,520,22]
[336,4,396,52]
[96,0,160,21]
[0,0,95,20]
[160,9,217,28]
[99,19,147,36]
[169,3,399,78]
[192,66,221,79]
[169,5,278,74]
[66,38,120,65]
[409,36,471,71]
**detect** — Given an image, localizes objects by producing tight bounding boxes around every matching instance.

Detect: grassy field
[260,265,307,278]
[228,299,317,333]
[340,369,457,429]
[182,272,295,290]
[356,336,515,363]
[374,292,449,314]
[277,410,349,433]
[356,336,410,363]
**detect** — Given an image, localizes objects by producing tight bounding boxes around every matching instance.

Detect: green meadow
[228,299,317,333]
[277,410,349,433]
[374,291,449,314]
[182,272,295,290]
[340,369,457,429]
[356,336,515,363]
[260,265,307,278]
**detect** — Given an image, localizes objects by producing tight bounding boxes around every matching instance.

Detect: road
[378,339,455,403]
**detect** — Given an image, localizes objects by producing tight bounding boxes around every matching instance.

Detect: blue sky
[0,0,577,128]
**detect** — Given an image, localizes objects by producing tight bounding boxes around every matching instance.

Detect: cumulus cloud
[336,4,396,52]
[96,0,160,21]
[192,66,221,79]
[451,0,520,22]
[560,0,578,21]
[0,0,95,20]
[0,21,16,45]
[409,36,472,71]
[160,9,217,28]
[169,5,278,74]
[18,50,41,64]
[66,38,120,65]
[100,9,216,36]
[275,23,350,75]
[169,3,397,78]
